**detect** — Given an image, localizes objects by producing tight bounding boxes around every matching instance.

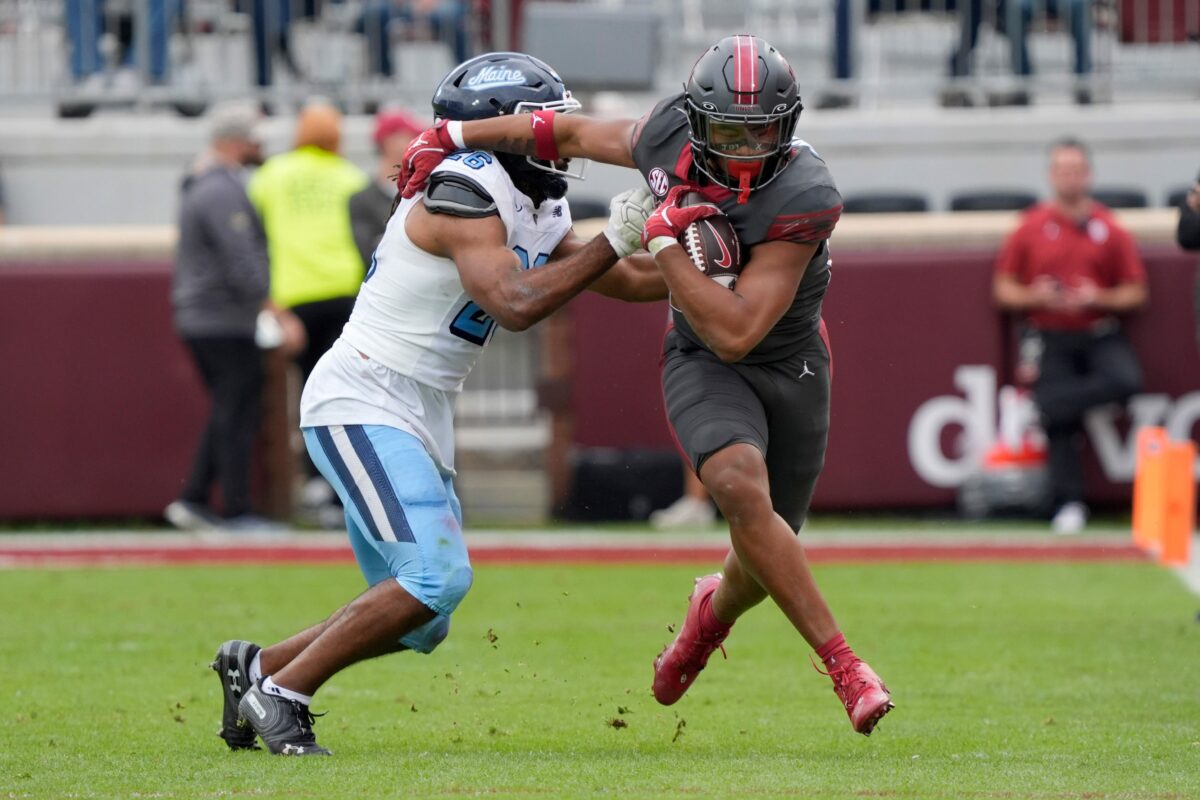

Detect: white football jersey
[300,152,573,473]
[343,152,572,391]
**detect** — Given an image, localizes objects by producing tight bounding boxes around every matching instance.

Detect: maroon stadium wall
[0,230,1196,518]
[570,244,1200,509]
[0,260,206,518]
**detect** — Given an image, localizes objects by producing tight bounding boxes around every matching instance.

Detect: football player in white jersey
[209,53,662,756]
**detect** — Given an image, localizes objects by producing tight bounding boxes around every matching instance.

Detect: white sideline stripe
[1170,536,1200,596]
[328,425,398,543]
[0,529,1135,551]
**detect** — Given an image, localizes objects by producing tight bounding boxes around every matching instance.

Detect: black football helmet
[431,52,583,204]
[684,36,803,199]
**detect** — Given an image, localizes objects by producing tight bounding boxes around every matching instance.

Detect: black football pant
[1032,327,1142,507]
[661,328,831,533]
[291,295,357,478]
[180,336,264,518]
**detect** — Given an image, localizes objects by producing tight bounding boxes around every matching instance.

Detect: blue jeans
[65,0,180,82]
[359,0,469,77]
[835,1,970,81]
[949,0,1092,77]
[247,0,319,87]
[834,0,853,80]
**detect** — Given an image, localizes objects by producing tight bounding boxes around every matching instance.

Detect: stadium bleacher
[0,1,1196,114]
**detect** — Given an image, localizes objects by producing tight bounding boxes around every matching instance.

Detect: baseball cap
[373,109,426,145]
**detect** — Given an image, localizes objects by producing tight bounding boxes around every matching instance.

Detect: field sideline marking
[1170,535,1200,596]
[0,530,1146,568]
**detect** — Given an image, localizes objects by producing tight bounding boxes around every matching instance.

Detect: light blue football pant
[303,424,472,654]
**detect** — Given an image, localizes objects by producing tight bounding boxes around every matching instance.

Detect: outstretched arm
[399,113,641,198]
[458,113,639,168]
[578,186,664,301]
[406,202,622,332]
[551,233,667,302]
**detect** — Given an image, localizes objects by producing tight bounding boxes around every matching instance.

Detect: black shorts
[661,328,831,531]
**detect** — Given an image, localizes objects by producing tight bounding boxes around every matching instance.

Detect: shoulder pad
[424,172,498,218]
[632,94,689,178]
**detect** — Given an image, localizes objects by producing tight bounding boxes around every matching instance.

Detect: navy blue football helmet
[432,52,584,201]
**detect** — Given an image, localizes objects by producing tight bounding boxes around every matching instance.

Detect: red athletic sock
[816,632,856,671]
[697,592,732,636]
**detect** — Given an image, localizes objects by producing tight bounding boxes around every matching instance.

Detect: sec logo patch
[648,167,670,198]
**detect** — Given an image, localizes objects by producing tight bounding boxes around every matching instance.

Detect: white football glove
[603,186,656,258]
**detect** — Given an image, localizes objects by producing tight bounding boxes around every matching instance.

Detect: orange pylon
[1132,426,1197,566]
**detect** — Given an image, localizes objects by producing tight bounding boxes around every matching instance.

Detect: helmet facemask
[686,101,801,202]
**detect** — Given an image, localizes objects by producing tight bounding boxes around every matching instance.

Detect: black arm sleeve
[349,188,385,269]
[423,172,499,218]
[1178,203,1200,251]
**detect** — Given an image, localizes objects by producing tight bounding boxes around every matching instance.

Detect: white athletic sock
[248,651,263,684]
[261,676,313,706]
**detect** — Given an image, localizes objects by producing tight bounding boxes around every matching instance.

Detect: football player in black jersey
[399,36,894,735]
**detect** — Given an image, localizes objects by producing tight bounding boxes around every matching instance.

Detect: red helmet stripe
[744,36,753,101]
[733,35,757,105]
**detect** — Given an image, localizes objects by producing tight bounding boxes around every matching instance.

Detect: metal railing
[657,0,1200,105]
[0,1,1195,114]
[0,0,477,114]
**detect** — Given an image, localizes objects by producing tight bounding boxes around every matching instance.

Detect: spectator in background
[993,138,1147,534]
[244,0,312,93]
[167,101,292,531]
[1176,172,1200,348]
[815,0,860,110]
[649,465,716,529]
[359,0,473,78]
[65,0,181,88]
[248,100,368,522]
[944,0,1093,106]
[820,0,968,110]
[348,109,424,270]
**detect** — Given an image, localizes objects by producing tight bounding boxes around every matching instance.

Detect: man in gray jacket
[167,102,277,530]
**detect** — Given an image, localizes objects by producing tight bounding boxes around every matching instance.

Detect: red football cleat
[652,574,732,705]
[822,658,894,735]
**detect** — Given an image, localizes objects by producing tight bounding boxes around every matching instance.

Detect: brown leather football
[679,193,744,289]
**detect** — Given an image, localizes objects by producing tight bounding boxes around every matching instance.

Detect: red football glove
[397,119,459,199]
[641,184,722,250]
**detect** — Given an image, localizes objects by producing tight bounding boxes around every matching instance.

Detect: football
[679,193,744,289]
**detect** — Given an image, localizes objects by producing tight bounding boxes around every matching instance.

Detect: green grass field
[2,558,1198,799]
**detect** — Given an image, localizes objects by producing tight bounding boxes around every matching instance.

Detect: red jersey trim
[766,205,843,242]
[672,145,735,203]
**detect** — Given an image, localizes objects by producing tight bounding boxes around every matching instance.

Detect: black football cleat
[210,639,262,751]
[238,682,332,756]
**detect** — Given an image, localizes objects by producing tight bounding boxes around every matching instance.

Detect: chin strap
[737,172,752,204]
[725,161,758,205]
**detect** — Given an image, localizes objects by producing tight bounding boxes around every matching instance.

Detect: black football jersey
[631,93,842,363]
